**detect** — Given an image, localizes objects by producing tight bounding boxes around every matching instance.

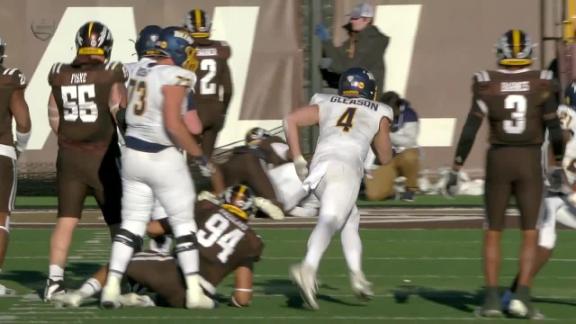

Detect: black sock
[510,274,519,293]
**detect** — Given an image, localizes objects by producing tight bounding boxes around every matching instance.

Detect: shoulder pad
[2,67,26,87]
[309,93,331,105]
[161,66,196,88]
[106,61,129,82]
[540,70,553,80]
[473,70,491,83]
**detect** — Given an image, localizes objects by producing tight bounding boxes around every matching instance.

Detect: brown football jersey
[196,200,263,288]
[48,58,127,146]
[0,67,26,146]
[472,69,556,145]
[193,39,232,109]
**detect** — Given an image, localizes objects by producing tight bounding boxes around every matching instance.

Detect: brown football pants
[364,148,420,200]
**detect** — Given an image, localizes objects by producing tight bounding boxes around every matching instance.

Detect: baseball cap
[348,3,375,19]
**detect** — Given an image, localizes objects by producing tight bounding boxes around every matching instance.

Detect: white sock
[176,248,199,277]
[304,218,337,271]
[108,241,135,276]
[185,274,201,291]
[49,264,64,281]
[78,278,102,298]
[341,219,362,274]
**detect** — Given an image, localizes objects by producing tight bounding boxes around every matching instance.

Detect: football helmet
[496,29,533,66]
[135,25,163,59]
[338,67,377,100]
[222,185,255,221]
[185,9,211,38]
[564,81,576,107]
[75,21,113,60]
[155,26,198,71]
[245,127,271,145]
[0,37,6,64]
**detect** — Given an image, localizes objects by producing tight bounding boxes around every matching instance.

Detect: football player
[52,185,263,308]
[501,81,576,312]
[446,29,564,318]
[184,9,233,157]
[44,21,127,301]
[99,26,214,309]
[284,67,393,310]
[0,36,31,296]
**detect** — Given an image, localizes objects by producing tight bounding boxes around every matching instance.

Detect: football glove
[293,155,309,181]
[253,197,285,220]
[193,155,214,177]
[444,170,459,198]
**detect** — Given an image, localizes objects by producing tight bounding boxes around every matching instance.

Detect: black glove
[193,155,214,178]
[444,170,459,197]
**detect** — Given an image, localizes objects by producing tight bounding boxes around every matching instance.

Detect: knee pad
[114,229,143,252]
[174,233,198,254]
[0,216,9,233]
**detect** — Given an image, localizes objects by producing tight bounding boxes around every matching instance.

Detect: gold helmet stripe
[512,29,520,57]
[195,9,202,31]
[238,185,247,196]
[87,21,94,40]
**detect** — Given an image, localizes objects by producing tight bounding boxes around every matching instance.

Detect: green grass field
[0,228,575,323]
[14,195,485,209]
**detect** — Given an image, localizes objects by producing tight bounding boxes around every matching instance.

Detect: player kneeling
[51,185,263,308]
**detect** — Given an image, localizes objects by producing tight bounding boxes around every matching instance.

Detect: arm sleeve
[453,81,485,166]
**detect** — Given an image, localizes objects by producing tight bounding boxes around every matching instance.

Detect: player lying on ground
[52,185,263,308]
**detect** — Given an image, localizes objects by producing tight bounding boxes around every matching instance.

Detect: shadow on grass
[392,285,483,314]
[259,279,365,309]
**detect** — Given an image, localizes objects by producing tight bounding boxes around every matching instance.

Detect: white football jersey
[309,93,393,172]
[125,58,154,85]
[125,63,196,146]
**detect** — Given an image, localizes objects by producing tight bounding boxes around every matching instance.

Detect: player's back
[311,93,393,170]
[193,38,231,105]
[0,66,25,149]
[194,200,263,290]
[48,59,127,145]
[474,69,555,145]
[125,63,195,147]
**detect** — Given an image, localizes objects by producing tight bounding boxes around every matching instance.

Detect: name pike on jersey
[329,96,380,111]
[70,72,88,84]
[500,81,530,92]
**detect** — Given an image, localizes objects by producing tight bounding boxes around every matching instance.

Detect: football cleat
[508,298,544,319]
[118,293,156,308]
[51,290,84,308]
[185,288,215,309]
[0,283,16,297]
[43,279,66,302]
[500,289,512,312]
[350,271,374,300]
[289,263,319,310]
[100,277,122,309]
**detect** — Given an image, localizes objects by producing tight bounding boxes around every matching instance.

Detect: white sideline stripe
[6,255,576,262]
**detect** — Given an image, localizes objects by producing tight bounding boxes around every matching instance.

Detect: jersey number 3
[197,213,245,263]
[336,107,357,132]
[503,94,527,134]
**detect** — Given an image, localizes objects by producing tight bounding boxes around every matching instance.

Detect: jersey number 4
[61,84,98,123]
[336,107,357,132]
[197,213,245,263]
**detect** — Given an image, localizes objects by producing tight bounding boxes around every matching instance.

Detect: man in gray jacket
[316,3,389,92]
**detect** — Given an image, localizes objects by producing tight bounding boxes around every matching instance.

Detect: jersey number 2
[503,94,527,134]
[61,84,98,123]
[200,58,217,95]
[197,213,245,263]
[336,107,357,132]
